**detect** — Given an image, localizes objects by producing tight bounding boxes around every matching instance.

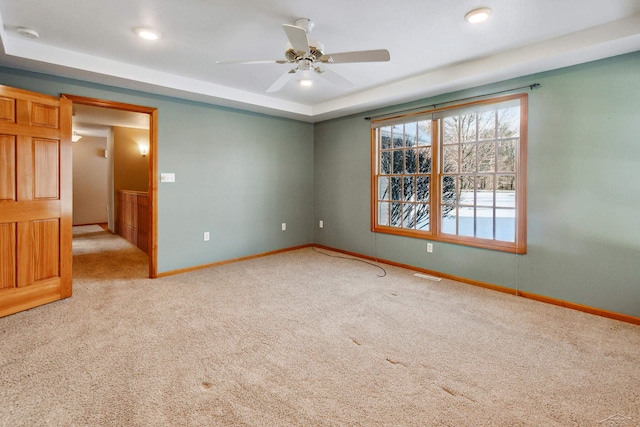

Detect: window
[371,94,527,253]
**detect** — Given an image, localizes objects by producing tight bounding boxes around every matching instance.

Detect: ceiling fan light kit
[218,18,390,93]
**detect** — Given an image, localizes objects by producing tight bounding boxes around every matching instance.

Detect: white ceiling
[1,0,639,123]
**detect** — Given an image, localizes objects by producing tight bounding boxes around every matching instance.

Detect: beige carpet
[1,232,639,426]
[72,224,106,236]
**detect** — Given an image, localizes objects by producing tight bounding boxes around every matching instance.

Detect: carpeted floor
[1,232,639,426]
[72,224,107,237]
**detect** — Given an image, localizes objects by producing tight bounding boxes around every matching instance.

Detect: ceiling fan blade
[267,69,297,93]
[282,24,309,55]
[216,59,289,65]
[319,49,390,64]
[313,66,354,88]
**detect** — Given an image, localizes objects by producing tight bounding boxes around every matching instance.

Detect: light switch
[160,173,175,183]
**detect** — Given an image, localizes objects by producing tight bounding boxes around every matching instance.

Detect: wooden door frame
[62,94,158,278]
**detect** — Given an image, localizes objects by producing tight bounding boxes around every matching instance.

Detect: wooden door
[0,85,72,317]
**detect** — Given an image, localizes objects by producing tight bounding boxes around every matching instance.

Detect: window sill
[372,225,527,254]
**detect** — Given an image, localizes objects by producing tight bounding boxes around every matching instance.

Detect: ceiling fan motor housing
[294,18,314,33]
[285,44,324,61]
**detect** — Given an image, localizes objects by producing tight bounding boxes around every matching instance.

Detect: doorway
[63,95,158,278]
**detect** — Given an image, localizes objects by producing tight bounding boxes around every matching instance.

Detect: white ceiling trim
[1,32,314,118]
[310,14,640,121]
[1,12,639,123]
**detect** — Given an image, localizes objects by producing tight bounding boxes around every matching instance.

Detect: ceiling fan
[217,18,390,93]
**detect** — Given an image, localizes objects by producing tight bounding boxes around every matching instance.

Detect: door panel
[31,103,59,128]
[0,223,16,290]
[0,135,16,200]
[0,85,72,317]
[32,219,60,281]
[33,138,60,199]
[0,96,16,122]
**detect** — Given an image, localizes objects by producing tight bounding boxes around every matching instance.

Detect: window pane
[460,114,477,142]
[378,202,389,226]
[416,204,430,230]
[458,206,475,237]
[498,139,517,172]
[497,176,515,208]
[380,127,391,149]
[496,208,516,242]
[403,177,415,201]
[498,107,520,138]
[405,149,416,174]
[497,175,515,190]
[416,176,430,202]
[417,121,432,146]
[393,151,404,174]
[418,147,432,173]
[459,176,475,205]
[378,176,390,200]
[405,122,417,147]
[391,177,402,201]
[478,111,496,141]
[403,203,415,228]
[476,207,494,239]
[442,176,457,205]
[476,175,494,206]
[380,151,391,174]
[477,141,495,172]
[496,192,515,208]
[441,207,457,235]
[460,143,476,173]
[390,203,402,227]
[442,117,458,144]
[392,125,404,148]
[443,145,459,173]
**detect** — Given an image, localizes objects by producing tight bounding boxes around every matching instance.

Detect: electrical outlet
[319,220,324,228]
[427,242,433,253]
[281,223,286,231]
[203,232,210,241]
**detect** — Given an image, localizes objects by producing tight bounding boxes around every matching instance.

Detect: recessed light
[134,28,161,41]
[465,7,492,24]
[16,27,40,39]
[298,79,313,87]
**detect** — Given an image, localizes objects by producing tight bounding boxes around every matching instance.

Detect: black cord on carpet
[312,247,387,277]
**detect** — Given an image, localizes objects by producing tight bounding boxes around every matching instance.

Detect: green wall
[314,51,640,318]
[156,99,314,272]
[2,51,638,317]
[0,67,314,274]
